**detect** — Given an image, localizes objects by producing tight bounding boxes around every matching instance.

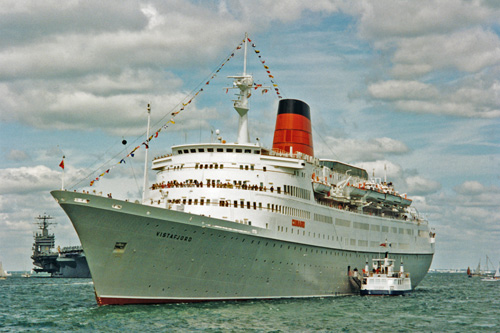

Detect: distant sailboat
[481,262,500,282]
[0,262,9,280]
[471,259,483,277]
[472,256,495,277]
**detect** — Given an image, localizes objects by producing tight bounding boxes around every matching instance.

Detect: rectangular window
[113,242,127,250]
[336,218,351,227]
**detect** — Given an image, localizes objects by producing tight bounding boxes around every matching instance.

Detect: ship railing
[154,179,427,225]
[60,245,83,252]
[151,180,282,194]
[262,148,319,165]
[316,198,427,224]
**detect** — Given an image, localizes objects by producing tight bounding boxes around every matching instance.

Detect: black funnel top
[277,99,310,119]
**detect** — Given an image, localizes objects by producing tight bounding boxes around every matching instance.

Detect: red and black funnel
[272,99,313,156]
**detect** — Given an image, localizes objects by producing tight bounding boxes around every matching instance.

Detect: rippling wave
[0,273,498,331]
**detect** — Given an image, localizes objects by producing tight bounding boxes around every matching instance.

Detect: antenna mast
[142,104,151,203]
[228,32,253,144]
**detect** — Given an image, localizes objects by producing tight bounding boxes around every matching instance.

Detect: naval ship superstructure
[31,214,91,278]
[51,35,435,305]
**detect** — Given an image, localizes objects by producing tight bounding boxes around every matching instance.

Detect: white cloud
[0,165,60,195]
[140,4,165,30]
[368,80,439,100]
[315,137,409,162]
[452,181,500,207]
[454,180,486,194]
[352,1,500,119]
[392,28,500,77]
[357,0,497,39]
[367,77,500,118]
[406,175,441,195]
[424,181,500,268]
[7,149,29,162]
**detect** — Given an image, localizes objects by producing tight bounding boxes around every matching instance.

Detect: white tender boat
[361,253,411,296]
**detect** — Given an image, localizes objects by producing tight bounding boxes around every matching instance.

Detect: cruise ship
[51,35,435,305]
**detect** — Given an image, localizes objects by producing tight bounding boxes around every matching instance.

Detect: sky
[0,0,499,272]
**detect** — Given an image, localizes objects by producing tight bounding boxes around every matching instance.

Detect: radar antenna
[228,32,253,144]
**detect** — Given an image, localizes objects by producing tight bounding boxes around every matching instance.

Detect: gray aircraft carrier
[31,214,90,278]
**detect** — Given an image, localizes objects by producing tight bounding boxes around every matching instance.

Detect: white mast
[228,32,253,144]
[142,104,151,203]
[61,155,65,190]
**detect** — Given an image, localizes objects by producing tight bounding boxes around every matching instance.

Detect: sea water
[0,273,498,332]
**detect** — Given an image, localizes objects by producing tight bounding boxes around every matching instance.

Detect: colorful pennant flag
[89,35,283,187]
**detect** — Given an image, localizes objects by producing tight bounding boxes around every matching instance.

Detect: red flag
[380,243,387,247]
[59,160,64,169]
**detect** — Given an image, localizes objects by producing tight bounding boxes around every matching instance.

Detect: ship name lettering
[156,231,192,242]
